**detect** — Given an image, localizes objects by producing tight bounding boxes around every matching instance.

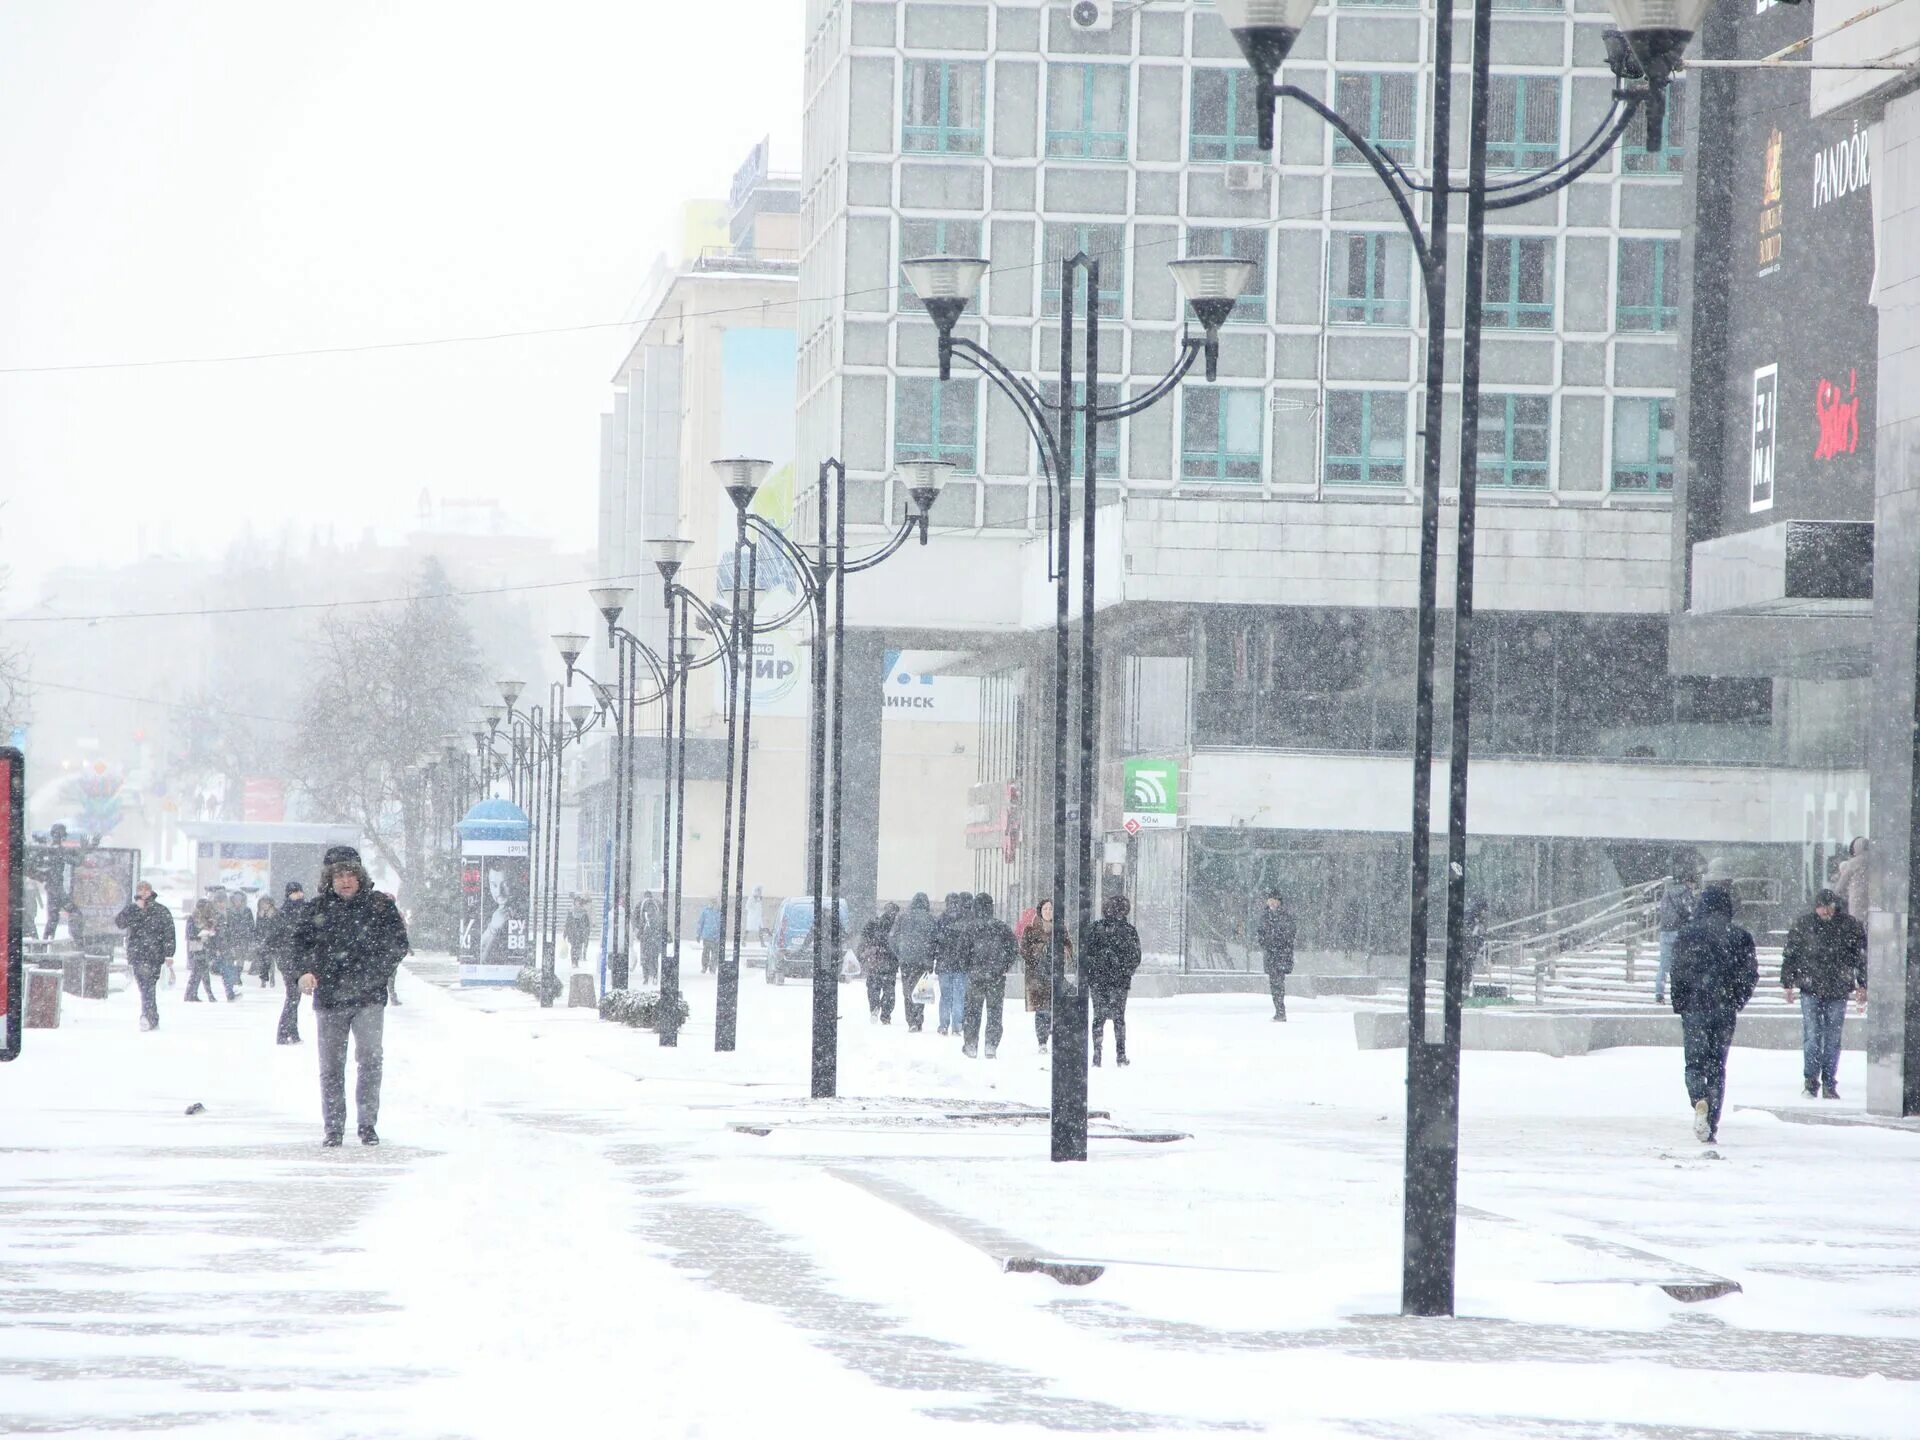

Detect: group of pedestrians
[854,890,1142,1065]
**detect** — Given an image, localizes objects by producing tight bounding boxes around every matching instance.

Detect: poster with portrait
[2,748,21,1062]
[459,838,530,985]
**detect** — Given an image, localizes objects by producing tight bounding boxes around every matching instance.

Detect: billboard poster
[460,838,530,985]
[70,848,140,938]
[1750,364,1778,513]
[882,650,981,725]
[2,748,20,1062]
[716,327,810,719]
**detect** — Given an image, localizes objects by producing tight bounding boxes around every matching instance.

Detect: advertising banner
[460,838,530,985]
[2,748,20,1062]
[70,848,140,937]
[1122,758,1181,833]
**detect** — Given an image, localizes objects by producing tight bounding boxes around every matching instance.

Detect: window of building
[1046,63,1129,160]
[1041,222,1125,317]
[1181,388,1264,483]
[1487,75,1560,170]
[900,218,983,268]
[1333,73,1417,166]
[1476,394,1552,487]
[902,59,985,155]
[1327,232,1413,326]
[1189,69,1262,162]
[1623,80,1685,173]
[1324,391,1407,487]
[1612,397,1675,492]
[895,376,979,472]
[1616,238,1678,332]
[1493,0,1564,9]
[1483,236,1555,329]
[1186,226,1268,323]
[1038,381,1122,478]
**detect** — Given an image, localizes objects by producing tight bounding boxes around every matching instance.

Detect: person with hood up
[1669,883,1759,1144]
[635,893,665,985]
[1781,887,1868,1099]
[1654,865,1699,1006]
[1019,899,1070,1053]
[114,881,176,1031]
[892,892,937,1033]
[294,847,410,1147]
[931,893,970,1036]
[264,882,308,1044]
[859,902,901,1023]
[564,896,593,969]
[216,891,255,999]
[1257,890,1296,1021]
[1083,894,1142,1067]
[963,892,1018,1059]
[696,899,723,973]
[185,898,227,1001]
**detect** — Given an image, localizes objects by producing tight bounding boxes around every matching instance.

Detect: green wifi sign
[1122,758,1179,830]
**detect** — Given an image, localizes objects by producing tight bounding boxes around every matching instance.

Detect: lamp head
[674,633,700,666]
[1217,0,1318,76]
[901,256,989,377]
[1169,257,1257,381]
[647,536,694,585]
[897,459,955,522]
[551,632,589,668]
[588,585,632,629]
[497,679,525,711]
[1605,0,1710,148]
[567,702,594,734]
[482,704,506,731]
[712,456,773,514]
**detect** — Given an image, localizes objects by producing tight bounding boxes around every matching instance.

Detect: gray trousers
[316,1004,385,1138]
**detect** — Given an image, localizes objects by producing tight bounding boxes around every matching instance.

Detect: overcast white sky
[0,0,800,603]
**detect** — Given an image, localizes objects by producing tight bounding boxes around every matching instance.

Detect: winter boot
[1803,1078,1819,1098]
[1822,1082,1840,1100]
[962,1043,978,1059]
[1692,1098,1712,1142]
[985,1045,998,1060]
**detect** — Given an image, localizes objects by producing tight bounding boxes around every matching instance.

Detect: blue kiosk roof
[456,798,531,841]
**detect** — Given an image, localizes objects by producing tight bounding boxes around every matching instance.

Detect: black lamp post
[713,454,952,1098]
[900,250,1253,1163]
[1215,0,1706,1316]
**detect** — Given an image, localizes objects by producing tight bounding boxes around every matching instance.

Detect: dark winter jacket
[931,896,969,974]
[1256,905,1296,976]
[1656,882,1696,934]
[261,899,307,975]
[967,897,1018,982]
[1082,915,1141,990]
[219,906,257,965]
[858,907,899,978]
[1670,890,1759,1016]
[1781,910,1868,1000]
[114,899,176,968]
[292,887,410,1011]
[893,894,936,972]
[564,907,592,950]
[1019,915,1068,1011]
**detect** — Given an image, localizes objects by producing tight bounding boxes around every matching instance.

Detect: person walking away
[893,892,936,1033]
[1020,899,1070,1053]
[1833,837,1869,920]
[295,849,410,1146]
[114,881,176,1031]
[1670,884,1759,1143]
[696,899,723,974]
[564,896,592,969]
[1654,867,1698,1006]
[744,886,768,952]
[1257,891,1297,1021]
[1781,888,1868,1099]
[635,893,664,985]
[860,903,901,1023]
[254,897,280,987]
[184,899,222,1002]
[214,892,253,1000]
[963,893,1018,1059]
[1084,894,1142,1067]
[932,893,970,1036]
[267,883,308,1043]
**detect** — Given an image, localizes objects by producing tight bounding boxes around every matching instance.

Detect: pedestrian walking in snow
[860,903,900,1023]
[1257,890,1296,1021]
[635,893,665,985]
[184,899,222,1002]
[1084,894,1142,1067]
[744,886,768,952]
[564,896,592,969]
[932,892,970,1035]
[1019,899,1067,1053]
[1833,837,1869,919]
[1670,884,1758,1144]
[1781,888,1868,1100]
[893,892,936,1033]
[253,897,280,987]
[696,899,723,973]
[963,893,1017,1059]
[215,892,253,1000]
[1654,866,1698,1006]
[265,883,308,1043]
[295,848,410,1147]
[114,881,175,1031]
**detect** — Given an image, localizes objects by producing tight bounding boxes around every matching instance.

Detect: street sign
[2,748,22,1062]
[1122,757,1179,831]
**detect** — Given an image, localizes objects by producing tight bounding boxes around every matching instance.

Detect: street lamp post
[1214,0,1704,1315]
[900,251,1254,1163]
[712,455,952,1098]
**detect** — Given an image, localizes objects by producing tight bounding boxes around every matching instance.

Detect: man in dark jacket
[1670,884,1759,1143]
[266,882,308,1044]
[564,896,592,970]
[931,893,969,1036]
[962,892,1017,1060]
[1084,894,1142,1067]
[860,903,900,1024]
[114,881,176,1031]
[295,850,409,1146]
[1256,890,1296,1021]
[1781,888,1868,1099]
[892,893,936,1033]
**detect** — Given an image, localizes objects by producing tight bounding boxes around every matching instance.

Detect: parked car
[766,897,851,984]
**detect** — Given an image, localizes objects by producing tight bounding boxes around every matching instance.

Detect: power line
[27,677,300,727]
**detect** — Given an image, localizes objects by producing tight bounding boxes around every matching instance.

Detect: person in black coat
[1781,888,1869,1099]
[931,893,970,1036]
[114,881,176,1031]
[1670,884,1759,1143]
[892,892,936,1033]
[1084,893,1143,1066]
[860,903,900,1024]
[564,896,593,969]
[294,851,410,1146]
[265,882,308,1044]
[962,892,1017,1059]
[1256,890,1297,1021]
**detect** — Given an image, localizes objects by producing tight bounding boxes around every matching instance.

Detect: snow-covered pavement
[3,958,1916,1438]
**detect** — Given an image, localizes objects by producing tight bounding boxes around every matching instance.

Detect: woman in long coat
[1018,898,1069,1053]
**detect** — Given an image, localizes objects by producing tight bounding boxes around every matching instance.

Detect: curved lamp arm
[1096,338,1206,421]
[1484,93,1644,211]
[948,337,1066,486]
[842,515,922,576]
[609,625,671,704]
[1274,84,1435,278]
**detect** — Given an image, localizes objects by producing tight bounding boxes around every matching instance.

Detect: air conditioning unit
[1069,0,1114,33]
[1223,162,1266,192]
